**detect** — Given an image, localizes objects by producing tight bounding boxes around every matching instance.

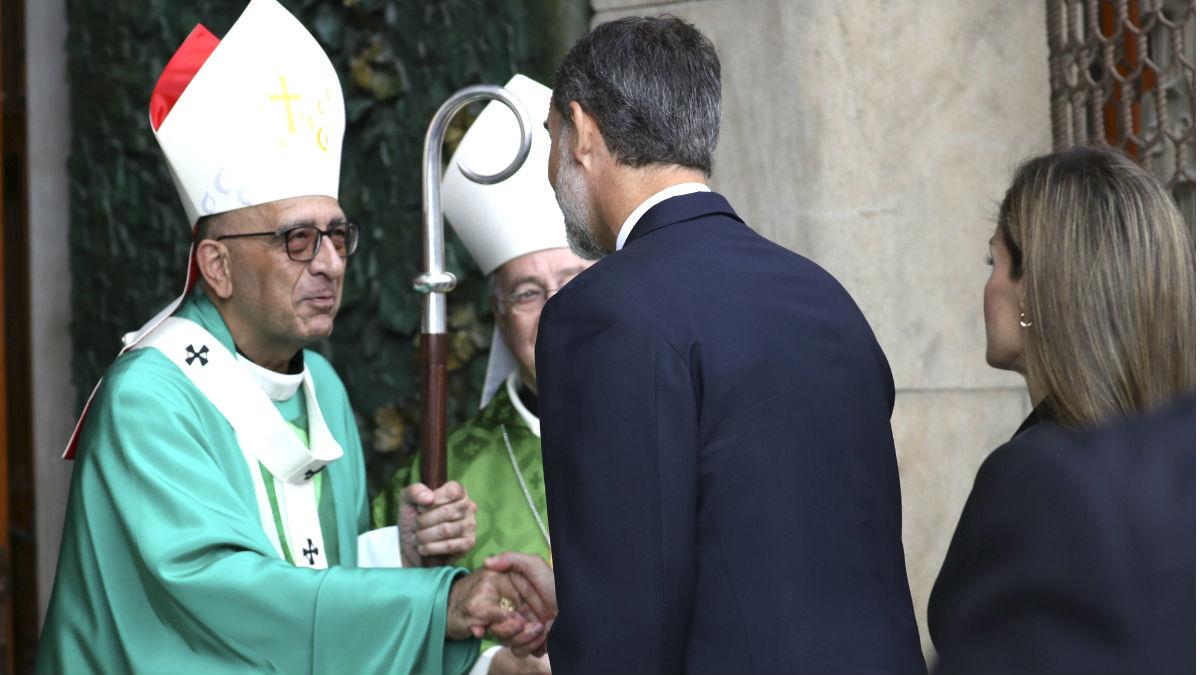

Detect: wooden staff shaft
[418,331,449,568]
[419,331,448,488]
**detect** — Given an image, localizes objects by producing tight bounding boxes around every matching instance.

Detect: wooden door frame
[2,0,35,671]
[0,0,11,665]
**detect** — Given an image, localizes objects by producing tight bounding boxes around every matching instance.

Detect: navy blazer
[928,394,1197,674]
[536,192,925,674]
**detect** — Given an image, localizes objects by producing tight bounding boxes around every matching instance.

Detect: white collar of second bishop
[506,370,541,438]
[237,352,306,402]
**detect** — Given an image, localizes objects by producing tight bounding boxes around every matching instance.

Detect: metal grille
[1045,0,1196,223]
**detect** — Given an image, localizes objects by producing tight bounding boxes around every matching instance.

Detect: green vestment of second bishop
[373,375,552,659]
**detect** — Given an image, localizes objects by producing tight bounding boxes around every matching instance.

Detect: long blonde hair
[997,145,1195,428]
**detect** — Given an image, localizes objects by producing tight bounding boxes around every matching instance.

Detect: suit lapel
[624,191,744,247]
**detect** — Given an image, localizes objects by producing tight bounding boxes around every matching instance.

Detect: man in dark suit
[928,394,1197,674]
[535,15,925,674]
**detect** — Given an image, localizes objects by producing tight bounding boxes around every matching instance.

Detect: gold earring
[1019,312,1033,328]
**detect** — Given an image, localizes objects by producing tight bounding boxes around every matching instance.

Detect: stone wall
[592,0,1051,662]
[27,0,74,624]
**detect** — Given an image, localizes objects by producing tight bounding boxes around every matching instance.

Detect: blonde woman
[929,146,1195,674]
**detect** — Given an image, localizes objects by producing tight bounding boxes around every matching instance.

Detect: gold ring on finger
[498,597,516,612]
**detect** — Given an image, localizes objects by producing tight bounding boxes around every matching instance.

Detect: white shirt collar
[237,352,306,402]
[615,182,711,251]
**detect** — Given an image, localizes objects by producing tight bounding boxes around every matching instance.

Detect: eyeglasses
[216,222,359,262]
[498,286,565,314]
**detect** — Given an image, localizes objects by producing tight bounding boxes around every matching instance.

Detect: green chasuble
[36,294,479,675]
[373,377,551,657]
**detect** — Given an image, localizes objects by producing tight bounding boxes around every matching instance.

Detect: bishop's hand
[399,480,477,567]
[483,552,557,658]
[446,568,548,656]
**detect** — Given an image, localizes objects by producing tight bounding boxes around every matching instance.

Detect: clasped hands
[447,552,557,657]
[399,482,557,655]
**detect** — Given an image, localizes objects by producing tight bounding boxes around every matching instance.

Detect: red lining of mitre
[148,24,219,294]
[149,24,220,131]
[64,26,221,461]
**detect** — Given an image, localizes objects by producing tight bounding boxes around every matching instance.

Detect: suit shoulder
[541,261,628,323]
[978,423,1076,484]
[967,423,1106,525]
[984,401,1196,499]
[963,406,1196,561]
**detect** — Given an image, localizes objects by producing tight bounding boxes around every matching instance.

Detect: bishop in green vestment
[37,5,555,674]
[38,295,479,675]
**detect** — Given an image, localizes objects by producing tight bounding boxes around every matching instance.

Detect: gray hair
[552,15,722,176]
[193,211,230,242]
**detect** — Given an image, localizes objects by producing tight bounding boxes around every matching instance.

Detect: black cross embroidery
[185,344,209,366]
[302,538,319,565]
[304,466,325,480]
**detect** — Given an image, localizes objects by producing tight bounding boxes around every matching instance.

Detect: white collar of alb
[615,182,710,251]
[506,371,541,438]
[237,352,305,401]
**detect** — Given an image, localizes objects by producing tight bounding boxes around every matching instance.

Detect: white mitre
[127,0,345,350]
[154,0,345,224]
[441,74,567,409]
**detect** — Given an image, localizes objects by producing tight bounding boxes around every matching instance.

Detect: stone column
[590,0,1051,663]
[27,0,74,624]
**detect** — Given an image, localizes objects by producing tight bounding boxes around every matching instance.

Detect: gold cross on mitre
[151,0,344,225]
[269,76,301,134]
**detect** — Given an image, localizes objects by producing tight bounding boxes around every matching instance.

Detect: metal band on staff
[414,85,532,563]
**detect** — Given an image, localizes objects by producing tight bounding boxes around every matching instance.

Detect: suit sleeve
[536,288,698,674]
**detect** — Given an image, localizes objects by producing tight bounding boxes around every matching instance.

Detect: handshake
[400,481,556,658]
[445,552,557,657]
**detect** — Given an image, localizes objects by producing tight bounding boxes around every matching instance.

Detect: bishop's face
[491,247,592,393]
[220,196,348,370]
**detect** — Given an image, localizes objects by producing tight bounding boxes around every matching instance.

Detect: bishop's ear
[195,239,234,299]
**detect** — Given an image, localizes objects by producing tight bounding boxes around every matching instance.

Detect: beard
[554,138,608,261]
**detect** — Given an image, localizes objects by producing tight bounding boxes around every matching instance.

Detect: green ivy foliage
[66,0,588,496]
